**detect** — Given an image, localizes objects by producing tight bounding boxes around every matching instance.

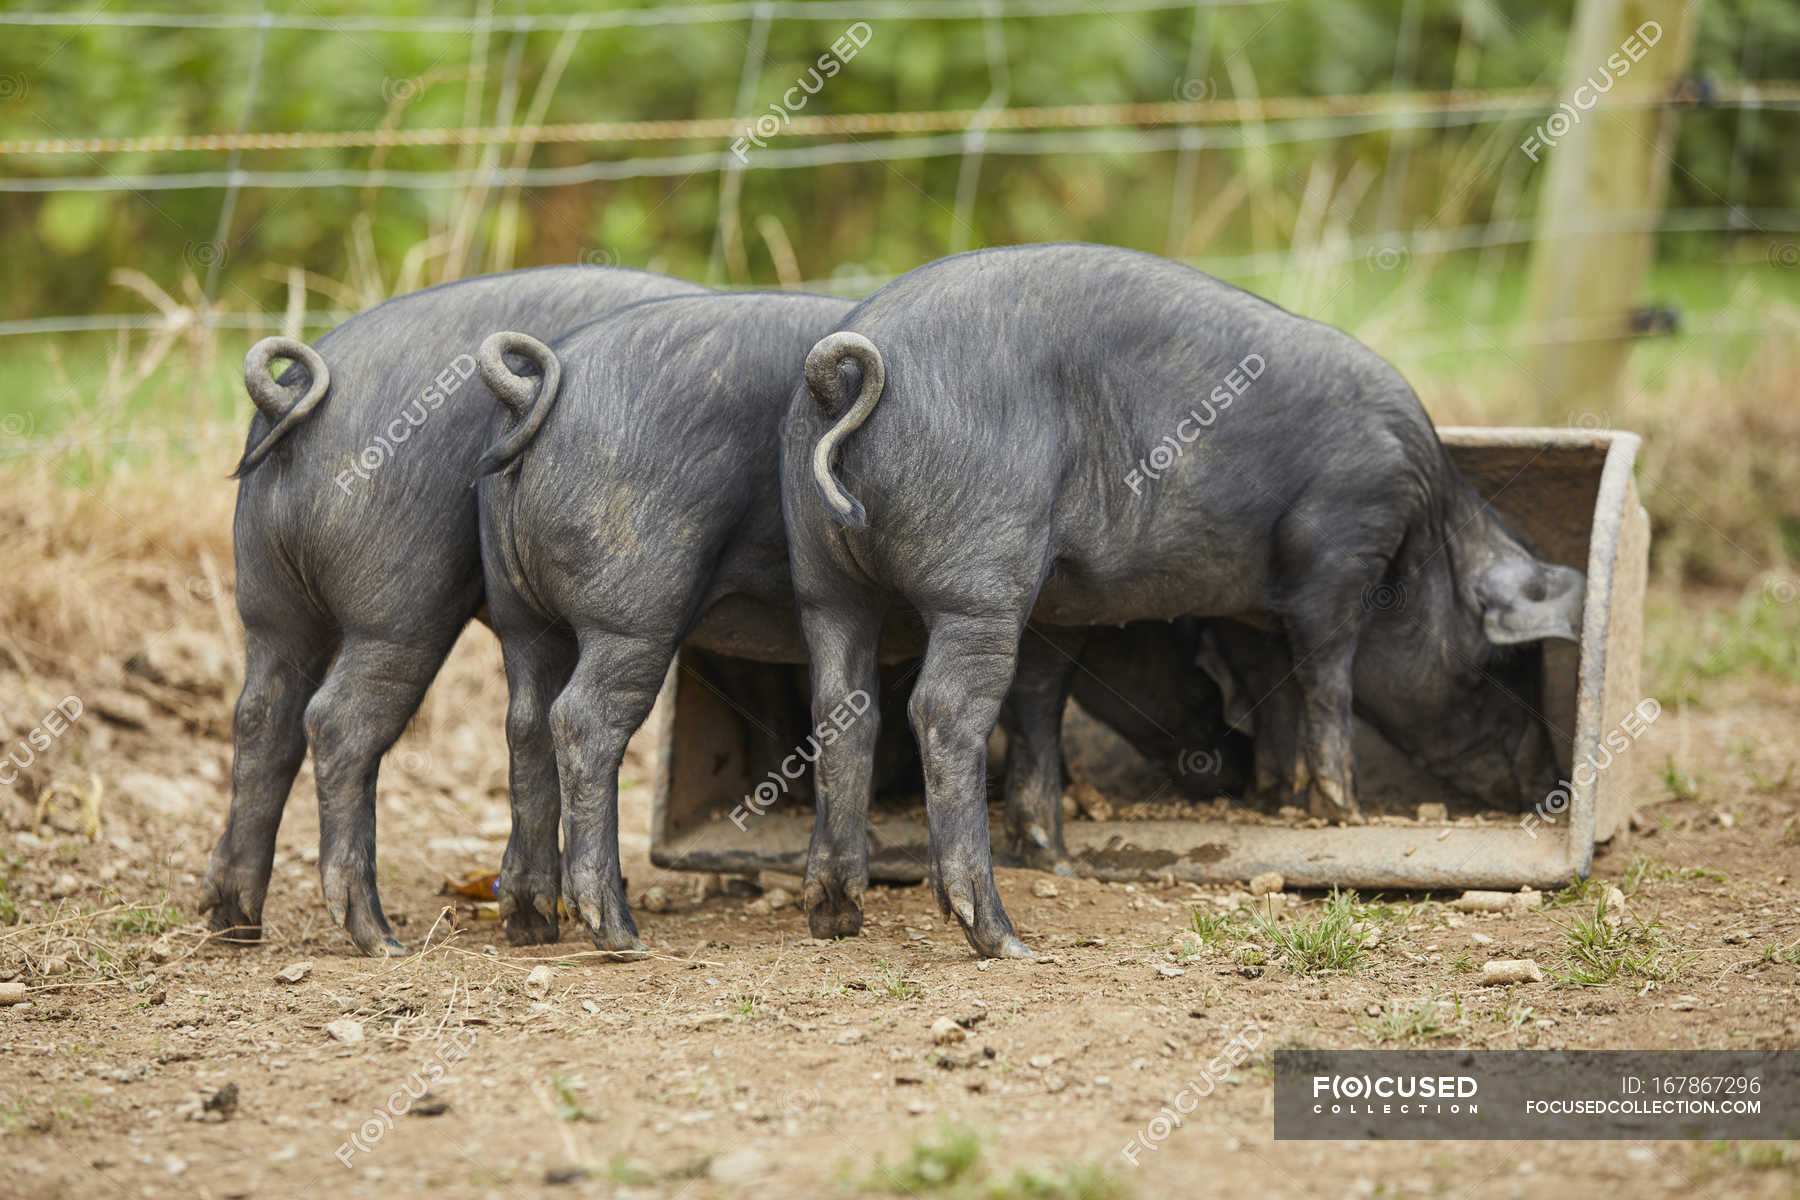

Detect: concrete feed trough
[648,427,1648,891]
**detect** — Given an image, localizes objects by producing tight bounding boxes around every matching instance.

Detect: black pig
[203,266,705,956]
[783,243,1584,958]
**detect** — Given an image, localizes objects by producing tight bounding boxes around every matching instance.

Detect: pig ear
[1478,558,1586,645]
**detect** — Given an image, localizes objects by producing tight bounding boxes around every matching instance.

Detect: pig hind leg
[910,611,1034,959]
[305,631,459,956]
[202,617,331,941]
[799,596,885,940]
[1000,626,1087,872]
[1273,514,1397,823]
[496,620,576,946]
[1208,625,1309,811]
[549,630,672,954]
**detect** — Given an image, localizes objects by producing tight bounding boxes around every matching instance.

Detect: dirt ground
[2,508,1798,1198]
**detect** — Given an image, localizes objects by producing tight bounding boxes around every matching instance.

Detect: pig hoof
[499,892,560,946]
[343,904,408,957]
[199,892,263,945]
[803,871,866,939]
[572,901,645,957]
[807,895,864,940]
[198,871,266,944]
[1008,828,1073,876]
[1305,778,1361,824]
[940,876,1025,960]
[994,936,1037,961]
[583,926,648,959]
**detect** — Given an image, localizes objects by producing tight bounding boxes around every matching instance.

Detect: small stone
[1415,803,1449,823]
[580,999,599,1015]
[1157,965,1186,978]
[746,898,773,916]
[905,1097,929,1115]
[762,887,793,911]
[49,873,79,900]
[413,1093,450,1117]
[273,961,312,985]
[1670,999,1697,1012]
[638,885,671,913]
[1452,890,1540,915]
[1031,879,1059,899]
[42,956,69,977]
[1479,959,1544,985]
[0,982,26,1004]
[1470,932,1494,946]
[710,1148,768,1183]
[325,1017,364,1044]
[1717,812,1736,829]
[930,1017,966,1045]
[1248,871,1284,896]
[148,938,174,963]
[1028,1053,1056,1069]
[524,965,553,1001]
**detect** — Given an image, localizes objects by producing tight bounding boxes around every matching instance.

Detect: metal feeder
[649,427,1648,891]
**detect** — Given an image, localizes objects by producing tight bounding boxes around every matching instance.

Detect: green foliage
[1249,888,1373,974]
[1363,994,1462,1045]
[2,0,1790,320]
[866,1123,985,1193]
[549,1070,586,1122]
[1551,895,1692,987]
[111,899,185,938]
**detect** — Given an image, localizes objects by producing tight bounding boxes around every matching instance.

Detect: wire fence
[0,3,1795,368]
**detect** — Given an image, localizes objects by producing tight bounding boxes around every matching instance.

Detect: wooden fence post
[1519,0,1702,415]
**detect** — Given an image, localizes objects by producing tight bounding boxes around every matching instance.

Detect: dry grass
[0,452,238,685]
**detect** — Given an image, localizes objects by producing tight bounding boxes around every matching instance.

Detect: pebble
[638,885,671,913]
[525,965,553,1001]
[762,887,793,911]
[929,1017,966,1045]
[1248,871,1284,896]
[709,1148,768,1183]
[1452,890,1540,915]
[0,982,26,1004]
[1031,879,1059,899]
[1470,932,1494,946]
[42,956,70,976]
[1415,803,1449,823]
[1479,959,1544,985]
[49,873,80,900]
[325,1018,364,1045]
[273,962,312,985]
[1157,965,1186,978]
